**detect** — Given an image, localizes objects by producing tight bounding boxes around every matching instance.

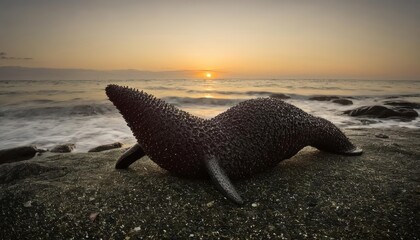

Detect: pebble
[89,212,99,222]
[23,201,32,208]
[252,203,259,208]
[206,201,215,207]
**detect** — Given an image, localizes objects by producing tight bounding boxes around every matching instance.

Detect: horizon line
[0,65,418,81]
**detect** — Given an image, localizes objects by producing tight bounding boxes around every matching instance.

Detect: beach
[1,128,419,239]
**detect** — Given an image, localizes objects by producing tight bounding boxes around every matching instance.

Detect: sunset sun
[206,73,212,78]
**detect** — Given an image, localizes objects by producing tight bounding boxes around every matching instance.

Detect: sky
[0,0,419,79]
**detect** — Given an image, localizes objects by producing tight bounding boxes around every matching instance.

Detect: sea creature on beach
[106,84,363,205]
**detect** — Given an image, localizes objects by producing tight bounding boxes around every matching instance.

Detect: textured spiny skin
[106,84,359,179]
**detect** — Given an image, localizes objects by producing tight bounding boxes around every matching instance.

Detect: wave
[0,102,117,119]
[163,96,245,106]
[0,89,86,96]
[384,93,420,98]
[186,89,242,95]
[185,89,295,97]
[145,86,186,91]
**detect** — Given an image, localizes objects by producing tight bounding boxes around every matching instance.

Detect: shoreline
[1,128,419,239]
[1,79,420,152]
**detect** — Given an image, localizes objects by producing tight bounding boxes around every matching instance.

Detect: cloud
[0,52,33,60]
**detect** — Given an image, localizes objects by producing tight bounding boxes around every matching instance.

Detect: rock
[383,100,420,109]
[309,96,340,101]
[360,119,380,125]
[206,201,215,207]
[332,99,353,105]
[0,146,40,164]
[343,105,418,120]
[88,142,122,152]
[89,212,99,222]
[23,201,32,208]
[269,93,290,99]
[375,133,389,139]
[50,144,76,153]
[309,96,353,105]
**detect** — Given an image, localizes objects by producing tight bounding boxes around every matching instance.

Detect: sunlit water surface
[1,79,419,151]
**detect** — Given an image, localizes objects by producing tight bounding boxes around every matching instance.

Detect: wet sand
[1,128,419,239]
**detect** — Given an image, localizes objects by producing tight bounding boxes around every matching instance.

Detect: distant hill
[0,66,200,80]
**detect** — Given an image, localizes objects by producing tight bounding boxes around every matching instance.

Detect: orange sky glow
[0,0,419,79]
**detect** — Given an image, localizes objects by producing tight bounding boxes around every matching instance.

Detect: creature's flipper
[115,143,146,169]
[341,147,363,156]
[204,155,244,205]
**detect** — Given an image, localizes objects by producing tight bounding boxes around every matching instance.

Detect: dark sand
[1,128,419,239]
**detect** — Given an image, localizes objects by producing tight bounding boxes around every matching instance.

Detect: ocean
[0,79,419,152]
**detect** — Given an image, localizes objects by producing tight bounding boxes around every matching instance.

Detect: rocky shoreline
[0,142,123,164]
[0,128,419,239]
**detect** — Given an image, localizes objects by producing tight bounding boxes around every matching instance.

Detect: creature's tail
[310,117,363,156]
